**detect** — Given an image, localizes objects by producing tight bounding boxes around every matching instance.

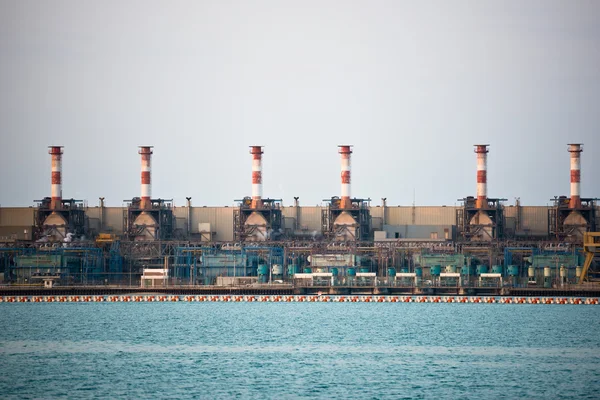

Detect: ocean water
[0,303,599,399]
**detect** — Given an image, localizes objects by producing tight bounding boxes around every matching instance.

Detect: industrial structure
[34,146,86,242]
[124,146,174,241]
[549,144,597,240]
[456,145,506,242]
[233,146,283,241]
[322,145,371,241]
[0,143,598,290]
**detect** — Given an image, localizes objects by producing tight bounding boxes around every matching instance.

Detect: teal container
[507,265,519,276]
[387,268,397,277]
[430,265,442,276]
[258,265,269,275]
[415,267,423,277]
[303,267,312,274]
[492,265,503,274]
[359,267,370,273]
[287,265,299,276]
[400,267,409,273]
[476,265,488,275]
[347,268,356,277]
[331,268,339,276]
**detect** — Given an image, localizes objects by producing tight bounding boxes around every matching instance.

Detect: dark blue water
[0,303,599,399]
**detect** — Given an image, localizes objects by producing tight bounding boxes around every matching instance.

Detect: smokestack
[474,144,489,209]
[250,146,263,209]
[339,145,352,209]
[139,146,153,209]
[568,143,583,208]
[49,146,63,210]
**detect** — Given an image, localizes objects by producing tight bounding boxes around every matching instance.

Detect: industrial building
[0,143,598,290]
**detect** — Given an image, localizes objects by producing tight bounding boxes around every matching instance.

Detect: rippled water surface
[0,303,599,399]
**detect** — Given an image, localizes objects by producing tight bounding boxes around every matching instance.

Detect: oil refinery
[0,143,599,296]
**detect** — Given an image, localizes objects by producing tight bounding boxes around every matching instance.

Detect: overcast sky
[0,0,598,207]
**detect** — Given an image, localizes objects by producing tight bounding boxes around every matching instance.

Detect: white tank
[576,266,582,278]
[272,264,283,275]
[559,265,566,278]
[528,266,535,278]
[544,266,551,277]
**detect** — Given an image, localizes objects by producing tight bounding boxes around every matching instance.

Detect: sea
[0,302,599,399]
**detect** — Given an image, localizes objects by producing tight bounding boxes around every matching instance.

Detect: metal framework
[322,197,371,241]
[233,197,283,241]
[33,198,87,240]
[123,198,174,240]
[456,196,506,241]
[548,197,597,241]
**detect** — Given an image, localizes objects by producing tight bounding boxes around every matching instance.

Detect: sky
[0,0,598,207]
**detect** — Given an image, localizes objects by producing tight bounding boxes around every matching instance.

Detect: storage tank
[476,265,488,275]
[347,267,356,277]
[543,266,551,277]
[331,267,338,276]
[559,265,566,278]
[387,268,396,277]
[415,267,423,277]
[359,267,370,274]
[576,266,582,279]
[258,264,269,283]
[303,267,312,274]
[445,265,457,273]
[400,266,409,273]
[272,264,283,280]
[528,266,535,278]
[507,265,519,276]
[430,265,442,276]
[491,265,503,274]
[544,266,552,288]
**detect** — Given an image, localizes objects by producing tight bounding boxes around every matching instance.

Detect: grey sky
[1,0,598,207]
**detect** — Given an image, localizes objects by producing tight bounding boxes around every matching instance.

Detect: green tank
[415,267,423,277]
[287,265,299,276]
[476,265,488,275]
[387,268,397,277]
[359,267,370,273]
[507,265,519,276]
[430,265,442,276]
[400,267,409,273]
[347,268,356,277]
[257,265,269,275]
[303,267,312,274]
[331,268,338,276]
[491,265,503,274]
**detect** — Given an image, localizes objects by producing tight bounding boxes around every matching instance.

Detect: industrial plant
[0,143,598,295]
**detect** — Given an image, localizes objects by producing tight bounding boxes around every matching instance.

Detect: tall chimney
[339,145,352,209]
[250,146,263,209]
[49,146,63,210]
[139,146,153,209]
[568,143,583,208]
[474,144,489,209]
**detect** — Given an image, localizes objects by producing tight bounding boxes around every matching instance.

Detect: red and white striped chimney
[139,146,153,209]
[339,145,352,209]
[474,144,489,209]
[568,143,583,209]
[49,146,63,210]
[250,146,263,209]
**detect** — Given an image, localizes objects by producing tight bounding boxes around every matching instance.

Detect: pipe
[139,146,153,210]
[49,146,63,210]
[474,144,489,209]
[250,146,263,209]
[339,145,352,209]
[568,143,583,208]
[186,197,192,235]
